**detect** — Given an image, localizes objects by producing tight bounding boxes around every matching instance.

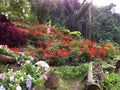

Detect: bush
[70,31,81,36]
[0,22,28,47]
[63,29,70,34]
[58,64,89,80]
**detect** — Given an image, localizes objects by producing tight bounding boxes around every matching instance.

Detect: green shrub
[70,31,81,36]
[58,64,89,80]
[25,13,39,24]
[13,22,31,29]
[63,29,70,34]
[102,72,120,90]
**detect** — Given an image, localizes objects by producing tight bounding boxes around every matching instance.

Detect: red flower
[9,48,20,52]
[80,40,96,47]
[96,55,102,60]
[97,47,107,56]
[61,40,72,46]
[80,48,83,52]
[106,45,113,49]
[36,40,40,43]
[88,47,97,57]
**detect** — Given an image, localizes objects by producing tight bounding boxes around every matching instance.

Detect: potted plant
[44,67,59,89]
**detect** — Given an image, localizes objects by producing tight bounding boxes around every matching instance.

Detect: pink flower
[0,73,4,80]
[10,76,14,82]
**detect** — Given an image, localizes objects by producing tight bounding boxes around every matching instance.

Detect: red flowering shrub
[0,22,28,47]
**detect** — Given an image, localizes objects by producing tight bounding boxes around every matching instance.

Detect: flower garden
[0,15,120,90]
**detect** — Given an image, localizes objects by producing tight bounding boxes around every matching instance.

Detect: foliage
[0,64,8,73]
[0,64,44,90]
[0,0,38,24]
[0,45,18,57]
[63,29,70,35]
[0,22,28,47]
[25,13,39,24]
[70,31,81,36]
[101,72,120,90]
[13,22,31,29]
[50,67,59,75]
[21,64,44,76]
[58,63,89,80]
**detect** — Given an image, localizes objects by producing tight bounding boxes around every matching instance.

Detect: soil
[69,81,85,90]
[7,64,20,72]
[70,81,81,90]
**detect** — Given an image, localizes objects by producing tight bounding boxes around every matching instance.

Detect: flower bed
[0,64,44,90]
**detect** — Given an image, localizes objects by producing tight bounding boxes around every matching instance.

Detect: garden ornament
[34,61,50,80]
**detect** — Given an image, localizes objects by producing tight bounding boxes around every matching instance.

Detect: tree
[29,0,57,23]
[0,0,32,22]
[63,0,92,31]
[90,3,120,44]
[29,0,92,30]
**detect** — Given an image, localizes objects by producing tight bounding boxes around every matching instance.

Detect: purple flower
[96,64,99,72]
[16,85,22,90]
[10,76,14,82]
[0,86,5,90]
[26,78,32,88]
[17,61,21,66]
[0,74,4,80]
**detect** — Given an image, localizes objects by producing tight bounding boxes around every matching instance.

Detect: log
[0,54,16,63]
[86,62,102,90]
[88,62,94,83]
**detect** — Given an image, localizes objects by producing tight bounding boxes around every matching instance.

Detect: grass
[0,63,8,73]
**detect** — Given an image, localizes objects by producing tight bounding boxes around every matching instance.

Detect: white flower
[0,85,5,90]
[16,85,22,90]
[28,75,32,80]
[25,60,31,64]
[0,45,2,48]
[20,76,24,81]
